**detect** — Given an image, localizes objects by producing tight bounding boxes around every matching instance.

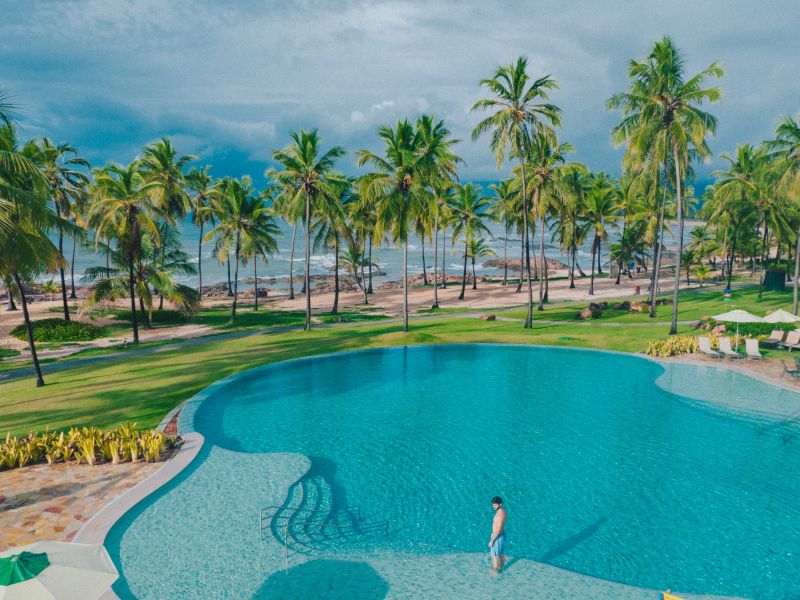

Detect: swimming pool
[106,345,800,599]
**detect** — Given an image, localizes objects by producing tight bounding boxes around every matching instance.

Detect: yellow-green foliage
[644,336,699,357]
[0,424,175,472]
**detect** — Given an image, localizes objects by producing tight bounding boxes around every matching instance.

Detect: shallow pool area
[106,345,800,599]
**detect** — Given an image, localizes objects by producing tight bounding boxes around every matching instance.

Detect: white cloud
[350,110,365,123]
[371,100,395,112]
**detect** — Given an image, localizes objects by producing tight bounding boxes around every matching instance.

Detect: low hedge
[112,309,190,324]
[10,318,103,342]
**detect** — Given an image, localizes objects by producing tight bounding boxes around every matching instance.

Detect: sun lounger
[697,336,721,359]
[763,329,786,347]
[780,330,800,351]
[783,362,800,380]
[745,338,763,360]
[718,336,741,359]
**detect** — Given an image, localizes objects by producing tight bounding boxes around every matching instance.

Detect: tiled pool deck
[0,460,164,552]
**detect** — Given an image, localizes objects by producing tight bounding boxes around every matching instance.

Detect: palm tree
[582,175,619,295]
[489,180,517,286]
[416,115,461,308]
[358,120,440,331]
[33,138,89,321]
[465,237,496,290]
[472,57,560,328]
[186,166,215,297]
[269,129,345,330]
[312,178,351,315]
[766,115,800,312]
[272,179,304,300]
[609,36,723,334]
[140,137,194,218]
[240,201,280,313]
[553,165,590,288]
[205,177,276,323]
[0,117,58,386]
[82,228,199,325]
[449,183,492,299]
[89,163,161,343]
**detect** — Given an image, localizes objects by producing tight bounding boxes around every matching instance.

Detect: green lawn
[1,316,696,436]
[502,285,795,324]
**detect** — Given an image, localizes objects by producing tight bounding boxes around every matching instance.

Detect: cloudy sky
[2,0,798,184]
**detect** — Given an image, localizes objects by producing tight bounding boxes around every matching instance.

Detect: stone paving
[0,459,166,552]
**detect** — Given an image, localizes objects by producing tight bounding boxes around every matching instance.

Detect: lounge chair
[763,329,786,348]
[718,336,741,359]
[697,336,721,359]
[783,361,800,380]
[745,338,763,360]
[780,330,800,351]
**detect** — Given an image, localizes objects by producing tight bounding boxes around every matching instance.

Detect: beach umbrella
[712,309,764,350]
[763,309,800,323]
[0,542,117,600]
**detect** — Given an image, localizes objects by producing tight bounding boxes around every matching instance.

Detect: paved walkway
[0,460,166,552]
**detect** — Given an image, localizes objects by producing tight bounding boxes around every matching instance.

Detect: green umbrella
[0,552,50,586]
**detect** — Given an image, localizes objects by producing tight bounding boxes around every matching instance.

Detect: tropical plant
[186,165,215,296]
[609,36,723,334]
[449,183,492,299]
[269,129,345,330]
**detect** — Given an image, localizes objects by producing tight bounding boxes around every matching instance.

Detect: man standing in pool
[488,496,507,573]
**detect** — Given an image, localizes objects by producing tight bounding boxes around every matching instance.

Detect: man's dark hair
[492,496,503,506]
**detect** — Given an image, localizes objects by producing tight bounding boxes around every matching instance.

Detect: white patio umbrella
[763,309,800,323]
[0,542,117,600]
[712,309,764,350]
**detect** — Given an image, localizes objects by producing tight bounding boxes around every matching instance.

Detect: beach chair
[763,329,786,347]
[783,361,800,380]
[780,330,800,351]
[697,336,721,359]
[718,336,741,359]
[745,338,763,360]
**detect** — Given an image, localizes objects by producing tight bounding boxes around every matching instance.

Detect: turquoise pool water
[107,345,800,599]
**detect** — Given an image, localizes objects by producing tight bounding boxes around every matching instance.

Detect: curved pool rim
[107,343,800,599]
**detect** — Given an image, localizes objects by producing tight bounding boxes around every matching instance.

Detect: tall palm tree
[582,175,619,296]
[552,165,589,289]
[766,115,800,312]
[140,137,194,218]
[89,163,161,343]
[358,119,441,331]
[449,183,492,300]
[312,177,350,315]
[416,115,461,308]
[205,177,277,323]
[472,57,560,328]
[489,180,517,286]
[33,138,89,321]
[609,36,723,334]
[269,129,345,330]
[0,117,57,386]
[465,237,496,291]
[272,179,304,300]
[186,165,215,297]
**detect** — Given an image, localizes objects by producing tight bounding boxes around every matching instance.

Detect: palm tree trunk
[670,144,685,335]
[421,236,428,285]
[615,217,627,285]
[758,221,769,299]
[360,246,369,305]
[288,221,297,300]
[793,226,800,315]
[502,225,508,285]
[536,191,545,311]
[253,255,258,311]
[226,259,233,296]
[516,231,524,293]
[367,233,374,294]
[432,214,440,309]
[521,165,533,328]
[589,235,597,295]
[105,241,110,279]
[650,176,668,319]
[727,226,738,289]
[139,295,152,329]
[128,255,139,344]
[332,237,339,315]
[231,234,240,323]
[304,191,312,331]
[198,221,204,297]
[471,254,477,290]
[441,225,447,289]
[459,238,468,300]
[569,239,576,289]
[6,278,17,311]
[402,237,409,331]
[12,271,44,387]
[55,206,70,322]
[69,232,78,299]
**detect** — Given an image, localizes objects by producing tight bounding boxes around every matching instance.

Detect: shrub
[644,336,699,357]
[0,348,20,360]
[111,309,190,325]
[10,318,102,342]
[0,424,176,472]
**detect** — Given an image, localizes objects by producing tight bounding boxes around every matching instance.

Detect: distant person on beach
[488,496,507,573]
